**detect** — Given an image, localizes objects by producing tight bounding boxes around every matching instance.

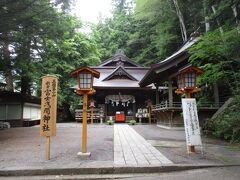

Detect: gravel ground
[0,123,113,170]
[132,125,240,165]
[1,123,239,171]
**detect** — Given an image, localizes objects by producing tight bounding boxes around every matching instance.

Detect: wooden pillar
[148,106,152,124]
[168,80,173,107]
[82,93,88,153]
[185,92,191,98]
[155,85,159,104]
[213,83,220,107]
[133,102,136,120]
[105,97,108,119]
[91,106,94,124]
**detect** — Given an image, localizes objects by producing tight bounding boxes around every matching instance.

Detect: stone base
[157,124,184,130]
[77,152,91,157]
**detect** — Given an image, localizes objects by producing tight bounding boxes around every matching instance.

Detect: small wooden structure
[139,37,221,127]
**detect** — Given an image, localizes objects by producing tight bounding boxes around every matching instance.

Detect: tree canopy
[1,0,240,138]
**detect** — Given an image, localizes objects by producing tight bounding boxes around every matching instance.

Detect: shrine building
[74,50,157,122]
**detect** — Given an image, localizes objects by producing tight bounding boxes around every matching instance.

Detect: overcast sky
[72,0,113,24]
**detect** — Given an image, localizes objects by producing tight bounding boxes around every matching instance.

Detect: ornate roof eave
[102,66,138,81]
[139,37,200,87]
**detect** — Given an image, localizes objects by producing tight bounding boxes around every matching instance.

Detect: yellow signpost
[40,75,58,160]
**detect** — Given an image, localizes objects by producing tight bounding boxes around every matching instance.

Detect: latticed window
[177,74,183,89]
[79,73,92,89]
[184,72,196,87]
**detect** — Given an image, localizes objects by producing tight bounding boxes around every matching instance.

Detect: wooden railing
[152,101,223,111]
[75,108,101,121]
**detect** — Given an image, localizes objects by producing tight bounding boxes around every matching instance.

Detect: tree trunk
[203,1,210,32]
[2,32,14,92]
[20,37,32,95]
[172,0,187,42]
[21,76,32,95]
[211,5,224,35]
[231,4,240,33]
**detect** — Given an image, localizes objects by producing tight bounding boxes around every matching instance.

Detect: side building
[0,91,41,127]
[139,36,221,128]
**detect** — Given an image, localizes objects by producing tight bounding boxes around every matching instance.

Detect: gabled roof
[98,49,143,67]
[139,37,200,87]
[102,66,138,81]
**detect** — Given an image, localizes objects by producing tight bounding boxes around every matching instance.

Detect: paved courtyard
[0,124,113,170]
[0,123,239,172]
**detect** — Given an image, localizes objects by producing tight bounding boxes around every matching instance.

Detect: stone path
[114,124,173,166]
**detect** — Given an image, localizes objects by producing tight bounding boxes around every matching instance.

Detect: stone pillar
[168,80,173,107]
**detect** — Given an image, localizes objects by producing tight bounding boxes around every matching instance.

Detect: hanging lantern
[70,66,100,95]
[175,65,203,95]
[79,72,93,90]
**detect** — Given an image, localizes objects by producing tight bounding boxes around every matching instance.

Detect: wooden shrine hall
[74,50,156,123]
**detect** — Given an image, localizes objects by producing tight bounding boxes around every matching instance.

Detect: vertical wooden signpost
[174,65,204,153]
[40,75,58,160]
[182,98,202,154]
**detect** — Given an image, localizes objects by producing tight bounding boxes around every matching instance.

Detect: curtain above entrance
[105,95,135,107]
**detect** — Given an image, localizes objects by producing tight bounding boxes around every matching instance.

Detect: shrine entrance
[105,94,135,121]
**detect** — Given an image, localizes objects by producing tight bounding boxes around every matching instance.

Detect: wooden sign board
[40,75,58,137]
[182,98,202,146]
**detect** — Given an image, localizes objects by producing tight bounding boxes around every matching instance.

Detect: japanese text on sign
[40,75,58,137]
[182,98,202,146]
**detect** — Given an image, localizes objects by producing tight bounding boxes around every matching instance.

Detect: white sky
[72,0,113,24]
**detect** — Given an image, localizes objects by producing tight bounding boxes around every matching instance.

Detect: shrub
[106,120,114,125]
[129,120,136,125]
[203,95,240,143]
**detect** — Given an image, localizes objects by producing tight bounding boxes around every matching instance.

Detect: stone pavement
[1,123,240,178]
[114,124,173,166]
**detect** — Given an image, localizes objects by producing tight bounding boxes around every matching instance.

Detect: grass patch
[225,145,240,152]
[128,120,136,125]
[216,156,233,163]
[106,120,114,125]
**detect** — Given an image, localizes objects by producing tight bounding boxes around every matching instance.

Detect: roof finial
[115,49,124,55]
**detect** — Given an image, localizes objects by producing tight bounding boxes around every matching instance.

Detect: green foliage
[189,27,240,94]
[203,95,240,143]
[106,120,114,125]
[128,0,181,65]
[0,0,100,121]
[128,119,136,125]
[91,3,134,60]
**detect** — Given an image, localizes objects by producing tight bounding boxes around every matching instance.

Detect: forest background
[0,0,239,142]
